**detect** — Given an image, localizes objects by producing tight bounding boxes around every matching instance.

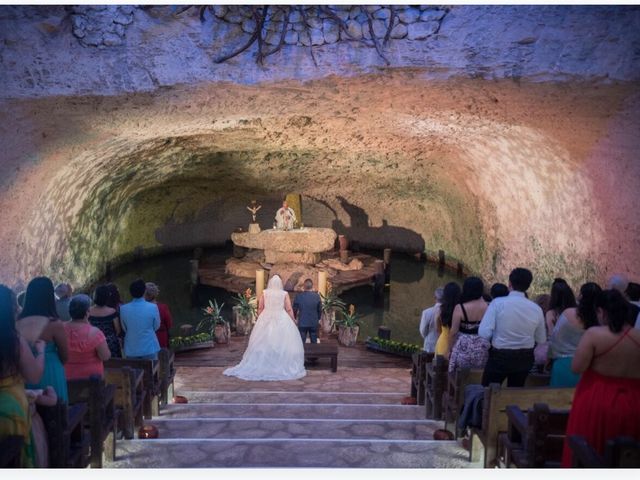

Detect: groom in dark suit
[293,278,322,344]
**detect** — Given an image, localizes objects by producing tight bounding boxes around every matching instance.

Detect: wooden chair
[67,375,119,468]
[443,367,484,437]
[0,436,24,468]
[410,351,433,405]
[37,400,90,468]
[569,435,640,468]
[106,358,160,418]
[498,403,570,468]
[425,355,448,419]
[105,366,145,439]
[158,348,176,406]
[469,384,575,468]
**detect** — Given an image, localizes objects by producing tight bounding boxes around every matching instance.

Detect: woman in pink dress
[63,295,111,381]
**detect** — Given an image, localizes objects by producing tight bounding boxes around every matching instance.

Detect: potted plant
[319,287,346,334]
[232,288,257,336]
[365,336,421,358]
[199,299,230,344]
[169,332,214,353]
[336,304,360,347]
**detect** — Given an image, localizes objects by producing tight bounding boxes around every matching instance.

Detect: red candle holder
[173,395,188,404]
[138,424,159,439]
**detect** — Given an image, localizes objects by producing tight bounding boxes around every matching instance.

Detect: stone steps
[149,417,439,440]
[174,390,405,404]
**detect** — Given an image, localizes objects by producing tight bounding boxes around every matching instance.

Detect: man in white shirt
[419,287,443,353]
[478,268,546,387]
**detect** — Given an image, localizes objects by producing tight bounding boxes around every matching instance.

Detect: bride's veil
[266,275,284,291]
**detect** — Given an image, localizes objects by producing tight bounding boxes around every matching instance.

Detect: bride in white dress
[223,275,306,381]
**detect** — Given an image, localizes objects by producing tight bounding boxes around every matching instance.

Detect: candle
[318,271,328,297]
[256,269,266,300]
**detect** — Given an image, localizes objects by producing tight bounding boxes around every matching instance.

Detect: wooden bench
[106,358,160,418]
[469,384,575,468]
[105,366,145,439]
[498,403,570,468]
[569,435,640,468]
[410,351,433,405]
[0,435,24,468]
[443,368,484,437]
[158,348,176,406]
[424,355,448,419]
[304,343,338,372]
[67,376,119,468]
[37,400,90,468]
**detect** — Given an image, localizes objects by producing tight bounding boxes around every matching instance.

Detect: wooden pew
[158,348,176,406]
[0,436,24,468]
[67,376,119,468]
[443,368,484,437]
[569,435,640,468]
[410,351,433,405]
[37,400,90,468]
[498,403,569,468]
[304,343,338,372]
[105,358,160,418]
[105,366,145,439]
[469,384,575,468]
[424,355,448,419]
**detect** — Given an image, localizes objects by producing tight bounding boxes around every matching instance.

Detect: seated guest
[63,294,111,380]
[89,285,122,358]
[54,283,73,322]
[479,267,546,387]
[120,279,160,360]
[0,284,45,468]
[548,282,601,387]
[545,280,576,336]
[448,277,490,373]
[434,282,461,358]
[489,283,509,300]
[561,289,640,467]
[144,282,173,349]
[419,287,443,354]
[18,277,69,403]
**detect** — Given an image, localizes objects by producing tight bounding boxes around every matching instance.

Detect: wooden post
[373,259,385,307]
[256,269,266,300]
[383,248,392,286]
[189,259,199,285]
[438,249,445,268]
[318,271,328,297]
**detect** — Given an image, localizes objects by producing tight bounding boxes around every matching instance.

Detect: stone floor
[105,365,480,468]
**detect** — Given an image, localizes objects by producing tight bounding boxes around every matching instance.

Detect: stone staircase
[107,389,477,468]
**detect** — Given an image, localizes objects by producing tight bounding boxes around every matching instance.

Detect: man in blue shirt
[120,279,161,360]
[479,267,546,387]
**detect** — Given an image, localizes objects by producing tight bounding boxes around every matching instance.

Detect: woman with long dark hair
[448,277,490,373]
[88,285,122,358]
[561,289,640,466]
[17,277,69,403]
[434,282,461,358]
[548,282,601,387]
[0,284,45,467]
[545,280,577,336]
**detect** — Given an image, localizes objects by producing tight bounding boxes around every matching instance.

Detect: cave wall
[1,5,639,292]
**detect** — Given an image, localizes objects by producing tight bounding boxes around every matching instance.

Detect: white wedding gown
[223,277,306,381]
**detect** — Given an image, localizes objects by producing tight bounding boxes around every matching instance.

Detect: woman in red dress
[561,289,640,467]
[144,283,173,349]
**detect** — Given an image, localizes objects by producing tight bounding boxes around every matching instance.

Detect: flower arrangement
[366,336,421,356]
[198,299,226,335]
[233,288,257,318]
[169,333,213,350]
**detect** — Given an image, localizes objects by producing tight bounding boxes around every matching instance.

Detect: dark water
[103,248,461,346]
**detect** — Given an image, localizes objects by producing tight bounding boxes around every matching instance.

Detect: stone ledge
[231,227,337,253]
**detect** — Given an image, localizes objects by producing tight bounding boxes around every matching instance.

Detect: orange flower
[205,307,213,314]
[244,288,252,299]
[349,304,355,316]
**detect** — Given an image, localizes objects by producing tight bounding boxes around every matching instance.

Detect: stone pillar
[318,271,328,297]
[256,269,266,300]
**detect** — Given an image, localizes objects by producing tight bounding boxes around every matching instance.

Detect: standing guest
[489,283,509,300]
[17,277,69,403]
[0,284,45,468]
[479,268,546,387]
[545,280,577,336]
[625,282,640,328]
[548,282,602,387]
[448,277,490,373]
[419,287,443,354]
[120,279,160,360]
[561,289,640,467]
[63,295,111,380]
[104,283,123,312]
[292,279,322,344]
[144,282,173,349]
[606,273,629,294]
[54,283,73,322]
[89,285,122,358]
[434,282,461,358]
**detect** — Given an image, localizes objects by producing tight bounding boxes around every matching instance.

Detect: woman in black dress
[88,285,121,358]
